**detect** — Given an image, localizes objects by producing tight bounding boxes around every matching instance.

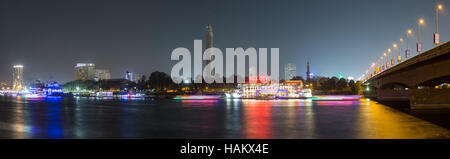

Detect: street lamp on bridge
[398,38,403,63]
[387,48,392,68]
[406,29,412,59]
[435,4,443,46]
[417,18,425,53]
[392,44,397,65]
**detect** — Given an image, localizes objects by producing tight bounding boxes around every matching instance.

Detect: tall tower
[205,24,213,50]
[13,65,24,90]
[306,61,311,81]
[204,24,214,80]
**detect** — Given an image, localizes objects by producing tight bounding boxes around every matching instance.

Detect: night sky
[0,0,449,83]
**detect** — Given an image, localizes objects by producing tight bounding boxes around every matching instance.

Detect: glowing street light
[386,48,392,68]
[392,43,397,65]
[406,29,412,59]
[398,39,403,63]
[435,4,443,46]
[417,18,425,53]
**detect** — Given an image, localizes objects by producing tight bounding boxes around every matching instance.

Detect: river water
[0,95,449,139]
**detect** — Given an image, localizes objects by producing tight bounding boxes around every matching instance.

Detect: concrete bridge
[363,42,450,109]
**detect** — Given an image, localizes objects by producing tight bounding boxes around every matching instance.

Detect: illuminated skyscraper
[125,71,133,81]
[95,69,111,80]
[13,65,24,90]
[284,63,296,81]
[75,63,96,81]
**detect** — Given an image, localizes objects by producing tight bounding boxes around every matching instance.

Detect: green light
[366,87,370,91]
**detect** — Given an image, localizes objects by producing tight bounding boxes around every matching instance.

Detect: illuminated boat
[311,95,361,101]
[43,82,64,96]
[173,95,222,100]
[299,89,312,98]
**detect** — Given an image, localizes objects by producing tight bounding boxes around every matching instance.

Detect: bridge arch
[380,82,409,90]
[416,75,450,87]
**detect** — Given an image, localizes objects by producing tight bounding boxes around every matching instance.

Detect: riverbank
[376,100,450,130]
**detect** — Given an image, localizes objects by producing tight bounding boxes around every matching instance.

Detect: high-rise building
[205,24,213,49]
[75,63,96,81]
[284,63,296,81]
[204,24,214,78]
[95,69,111,80]
[133,73,145,83]
[13,65,24,90]
[306,61,311,81]
[125,71,133,81]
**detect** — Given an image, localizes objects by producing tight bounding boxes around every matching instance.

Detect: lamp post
[392,44,397,65]
[435,4,443,46]
[379,55,385,72]
[398,38,403,63]
[406,29,412,59]
[387,48,391,68]
[417,19,424,53]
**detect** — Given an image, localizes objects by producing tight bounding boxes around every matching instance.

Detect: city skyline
[0,0,449,83]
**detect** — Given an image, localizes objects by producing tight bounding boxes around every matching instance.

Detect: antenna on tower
[208,6,212,25]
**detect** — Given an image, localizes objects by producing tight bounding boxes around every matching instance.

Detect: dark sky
[0,0,449,83]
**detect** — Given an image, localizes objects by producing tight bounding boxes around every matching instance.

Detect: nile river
[0,95,449,139]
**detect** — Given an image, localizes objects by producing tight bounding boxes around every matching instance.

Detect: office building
[13,65,24,90]
[95,69,111,80]
[75,63,96,81]
[284,63,296,81]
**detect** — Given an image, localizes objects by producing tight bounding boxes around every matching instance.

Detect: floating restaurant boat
[233,79,308,99]
[43,82,64,96]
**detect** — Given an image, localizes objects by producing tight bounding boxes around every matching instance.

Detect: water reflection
[0,96,449,139]
[242,100,273,139]
[356,100,450,139]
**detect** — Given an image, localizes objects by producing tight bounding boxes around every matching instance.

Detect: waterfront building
[133,73,145,83]
[125,71,133,81]
[13,65,24,90]
[95,69,111,80]
[0,82,8,90]
[75,63,96,81]
[285,63,296,81]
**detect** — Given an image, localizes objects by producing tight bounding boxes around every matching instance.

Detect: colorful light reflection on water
[0,95,449,139]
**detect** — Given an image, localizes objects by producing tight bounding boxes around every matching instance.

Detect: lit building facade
[125,71,133,81]
[13,65,24,90]
[95,69,111,80]
[238,78,303,99]
[133,73,145,83]
[75,63,95,81]
[285,63,296,81]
